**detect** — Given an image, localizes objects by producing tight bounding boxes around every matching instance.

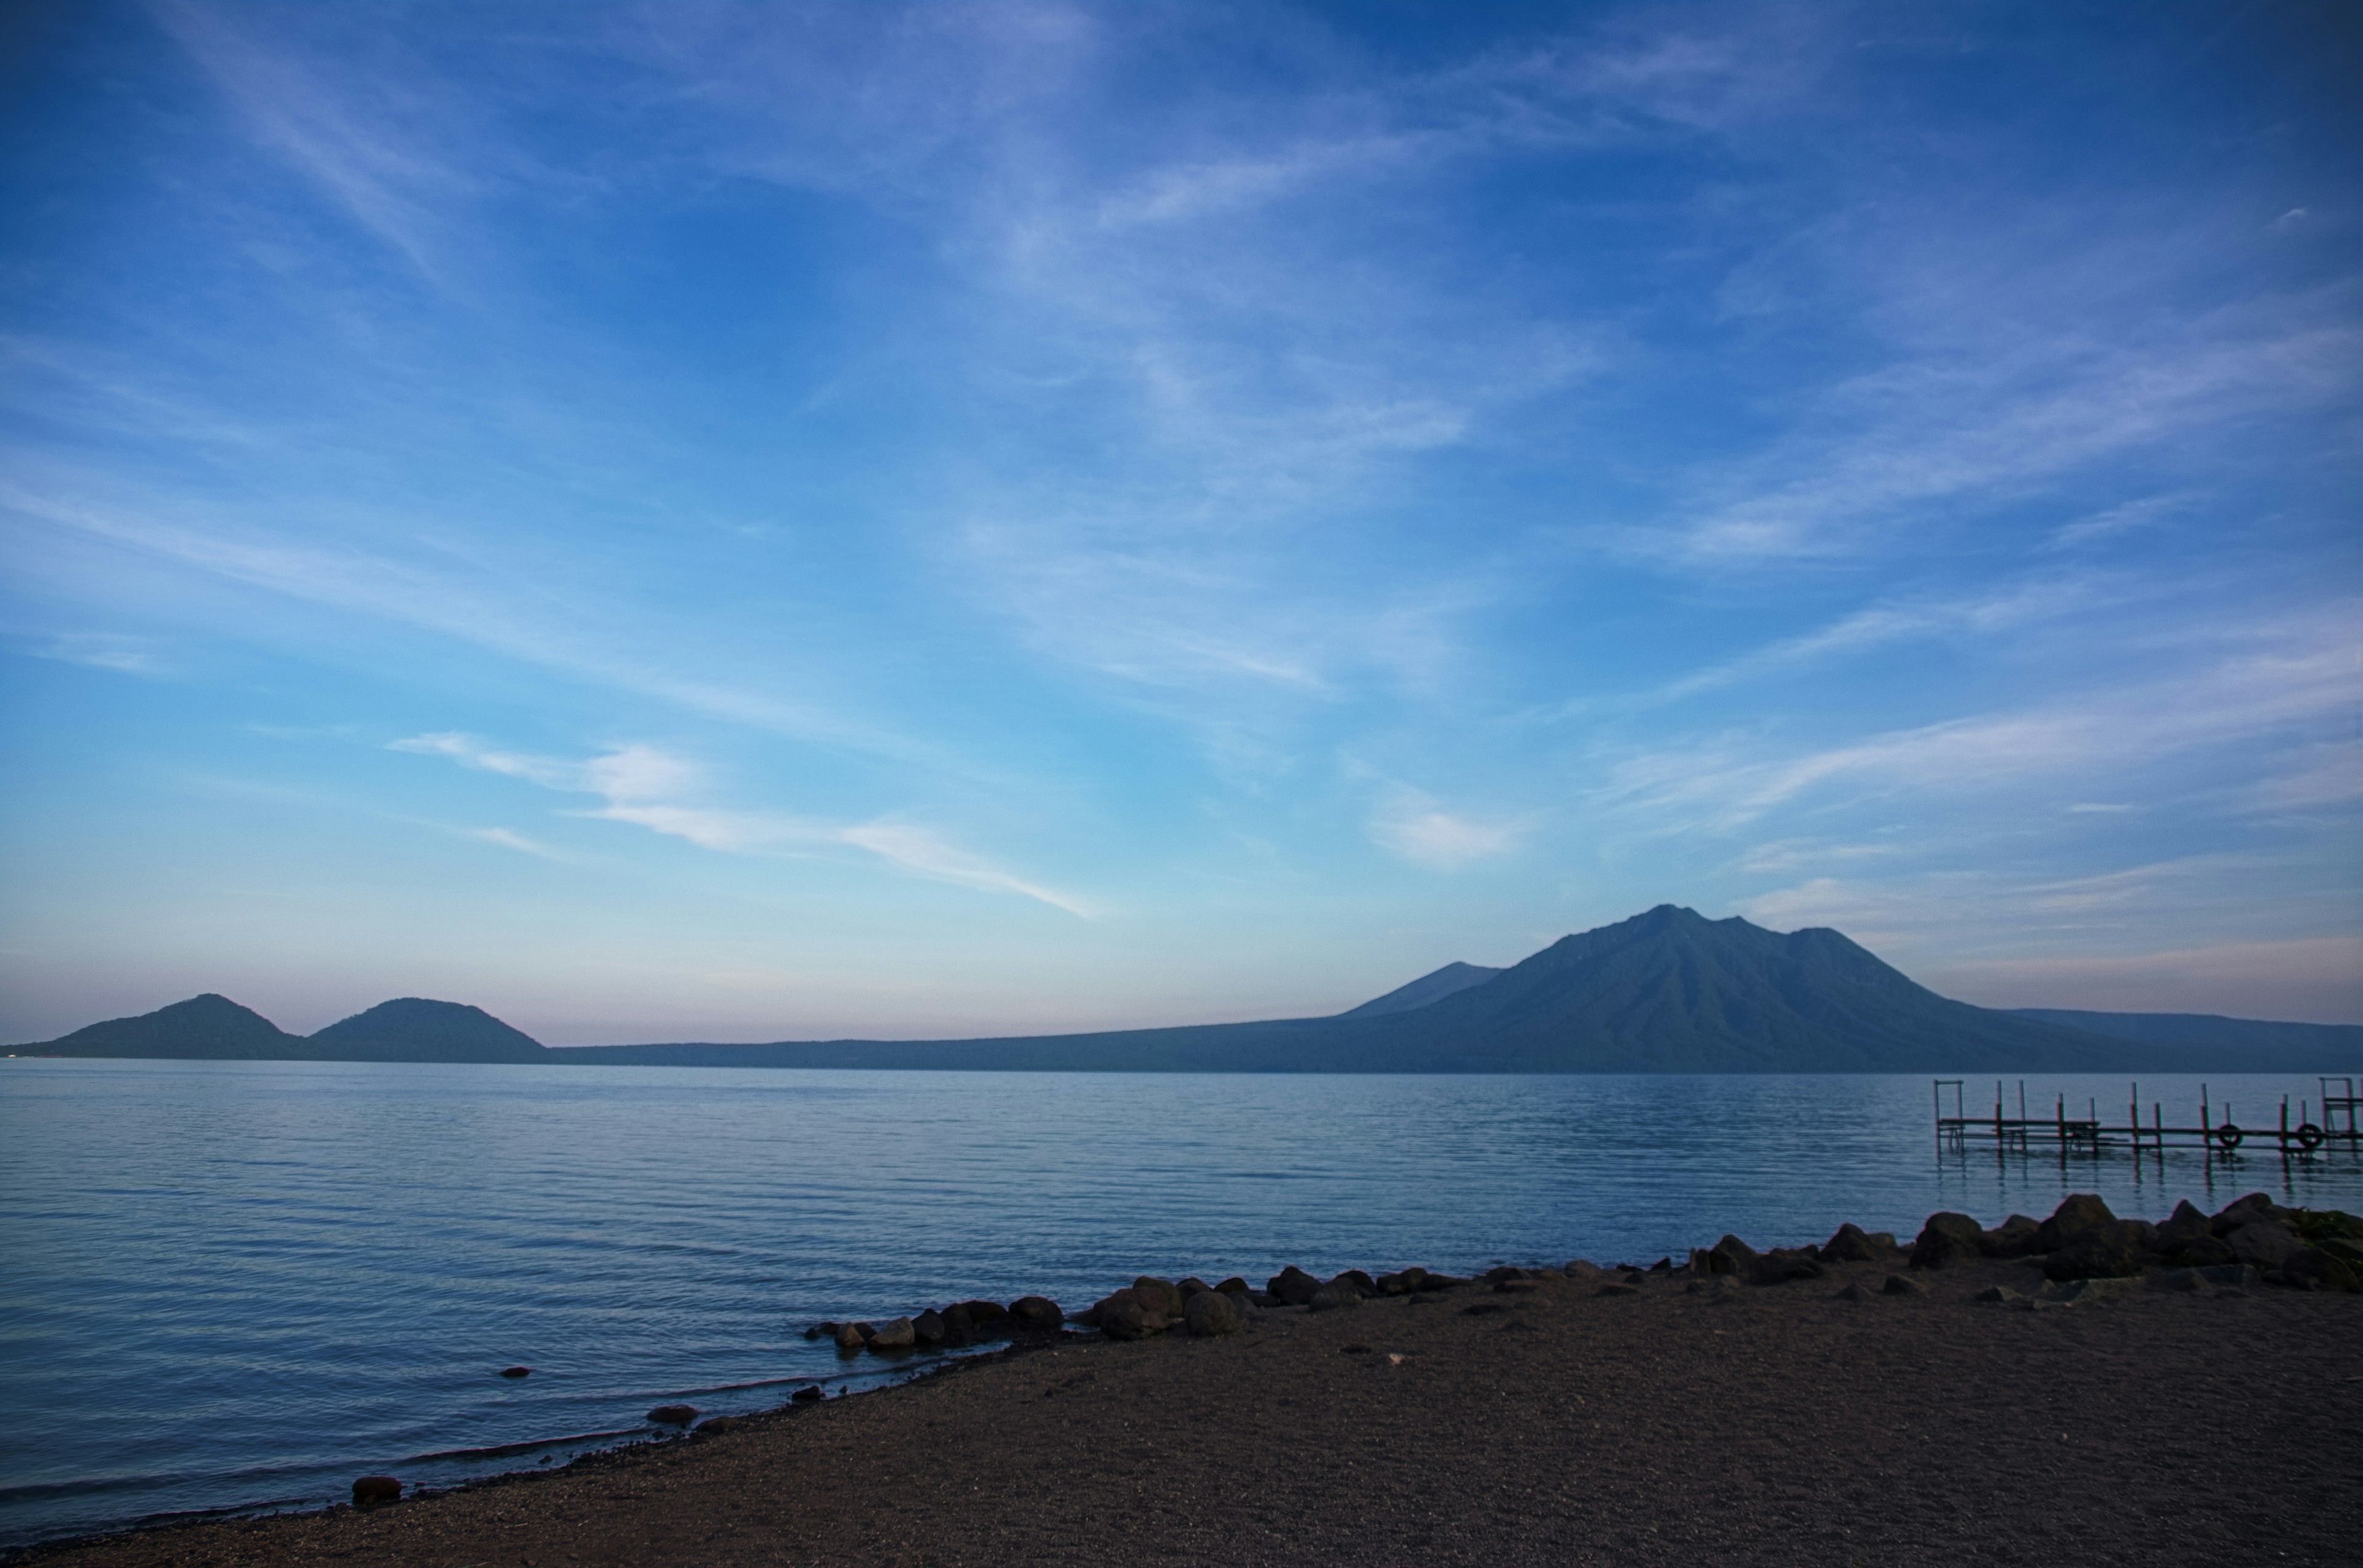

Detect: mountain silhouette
[30,993,310,1060]
[15,994,551,1064]
[19,909,2351,1071]
[307,999,551,1063]
[566,906,2317,1072]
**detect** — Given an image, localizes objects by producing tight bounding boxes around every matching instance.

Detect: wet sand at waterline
[23,1254,2360,1568]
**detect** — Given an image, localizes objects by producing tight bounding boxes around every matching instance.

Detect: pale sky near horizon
[2,1,2358,1044]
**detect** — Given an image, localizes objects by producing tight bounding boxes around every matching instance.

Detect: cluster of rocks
[794,1193,2357,1372]
[1081,1264,1505,1340]
[806,1295,1065,1357]
[1906,1191,2362,1290]
[1685,1225,1884,1285]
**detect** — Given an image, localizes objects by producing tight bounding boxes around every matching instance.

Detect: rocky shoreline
[17,1189,2361,1567]
[794,1187,2358,1381]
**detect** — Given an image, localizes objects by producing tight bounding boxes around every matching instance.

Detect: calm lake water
[3,1058,2359,1548]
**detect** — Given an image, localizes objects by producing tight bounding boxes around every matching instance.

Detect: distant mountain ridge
[17,907,2356,1071]
[2010,1009,2362,1061]
[564,906,2356,1073]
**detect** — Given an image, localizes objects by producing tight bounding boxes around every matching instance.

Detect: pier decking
[1935,1076,2362,1159]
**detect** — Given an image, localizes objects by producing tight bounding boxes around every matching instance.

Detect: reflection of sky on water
[3,1059,2357,1546]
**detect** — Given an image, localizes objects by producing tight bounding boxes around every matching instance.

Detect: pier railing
[1934,1076,2361,1159]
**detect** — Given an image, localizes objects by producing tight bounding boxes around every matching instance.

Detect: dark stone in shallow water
[648,1404,699,1425]
[498,1366,531,1378]
[791,1385,824,1404]
[1008,1295,1063,1332]
[352,1476,402,1506]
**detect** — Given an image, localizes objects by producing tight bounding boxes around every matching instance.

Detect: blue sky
[2,1,2357,1042]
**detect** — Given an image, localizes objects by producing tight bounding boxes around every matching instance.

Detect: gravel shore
[20,1246,2361,1567]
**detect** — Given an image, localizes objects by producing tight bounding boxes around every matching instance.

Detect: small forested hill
[24,993,308,1059]
[16,994,552,1064]
[308,999,551,1063]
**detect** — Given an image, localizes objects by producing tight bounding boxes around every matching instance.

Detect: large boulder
[1184,1288,1243,1336]
[1097,1299,1169,1340]
[1709,1235,1757,1274]
[2227,1217,2303,1273]
[1376,1267,1428,1295]
[913,1309,946,1346]
[2154,1199,2212,1252]
[1750,1247,1825,1285]
[954,1299,1010,1327]
[940,1303,976,1345]
[1130,1277,1184,1317]
[1980,1215,2040,1257]
[1214,1276,1252,1297]
[352,1476,402,1506]
[1330,1269,1380,1297]
[1267,1266,1322,1306]
[1819,1222,1882,1263]
[834,1322,871,1352]
[866,1317,917,1352]
[2033,1194,2117,1253]
[1007,1297,1063,1333]
[1307,1282,1364,1312]
[2042,1221,2149,1281]
[1909,1212,1985,1270]
[2210,1193,2276,1235]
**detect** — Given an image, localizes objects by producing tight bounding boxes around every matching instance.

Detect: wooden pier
[1934,1076,2362,1158]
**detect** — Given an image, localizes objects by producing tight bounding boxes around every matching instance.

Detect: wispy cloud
[5,486,967,775]
[391,733,1092,916]
[30,632,170,676]
[466,826,565,859]
[1601,606,2359,833]
[1368,787,1523,870]
[1659,311,2359,564]
[146,0,471,279]
[1655,575,2105,701]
